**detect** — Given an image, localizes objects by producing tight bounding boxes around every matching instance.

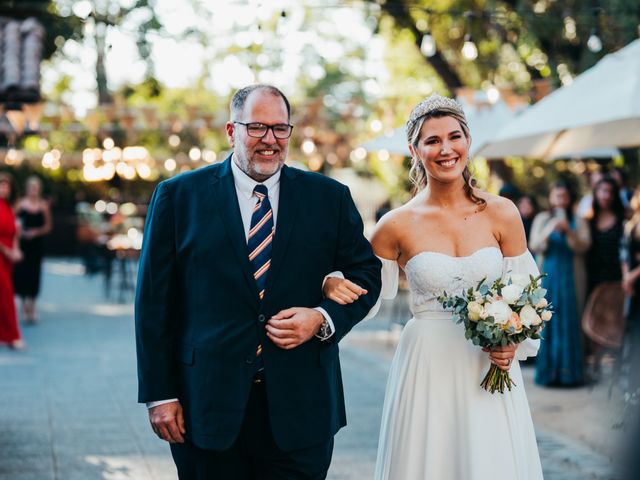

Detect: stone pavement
[0,259,625,479]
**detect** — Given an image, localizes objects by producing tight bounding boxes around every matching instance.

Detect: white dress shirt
[231,157,281,239]
[147,159,334,409]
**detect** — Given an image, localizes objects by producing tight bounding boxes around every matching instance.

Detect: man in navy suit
[135,84,381,479]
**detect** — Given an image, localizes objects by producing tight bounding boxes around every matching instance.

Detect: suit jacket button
[258,314,266,323]
[245,355,255,364]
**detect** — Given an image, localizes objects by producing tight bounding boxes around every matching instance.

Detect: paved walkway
[0,259,625,479]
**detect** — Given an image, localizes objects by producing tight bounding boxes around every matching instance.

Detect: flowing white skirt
[374,311,544,480]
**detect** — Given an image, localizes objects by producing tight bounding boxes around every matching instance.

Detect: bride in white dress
[325,95,544,480]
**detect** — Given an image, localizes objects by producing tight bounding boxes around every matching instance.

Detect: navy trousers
[170,378,334,480]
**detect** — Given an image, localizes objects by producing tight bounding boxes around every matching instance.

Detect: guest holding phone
[529,181,591,386]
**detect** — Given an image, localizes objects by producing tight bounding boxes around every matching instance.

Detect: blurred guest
[498,182,520,202]
[530,181,591,386]
[13,176,52,324]
[0,173,25,350]
[577,169,604,219]
[619,189,640,476]
[375,200,391,222]
[586,177,625,295]
[610,167,632,211]
[517,194,538,242]
[622,188,640,364]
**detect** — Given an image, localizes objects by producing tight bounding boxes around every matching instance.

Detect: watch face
[319,321,331,338]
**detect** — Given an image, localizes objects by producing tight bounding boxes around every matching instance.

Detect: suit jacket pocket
[178,343,195,366]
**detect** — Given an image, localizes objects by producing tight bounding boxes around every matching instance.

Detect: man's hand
[266,308,325,350]
[148,401,185,443]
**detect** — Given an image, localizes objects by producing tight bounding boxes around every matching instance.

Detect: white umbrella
[478,39,640,159]
[549,146,621,160]
[463,98,524,157]
[361,127,409,156]
[361,96,521,158]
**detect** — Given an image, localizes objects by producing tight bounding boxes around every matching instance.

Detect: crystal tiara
[406,94,466,132]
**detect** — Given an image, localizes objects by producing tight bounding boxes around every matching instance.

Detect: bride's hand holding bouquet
[438,273,552,394]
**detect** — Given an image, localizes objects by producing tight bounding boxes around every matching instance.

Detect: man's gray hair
[230,84,291,121]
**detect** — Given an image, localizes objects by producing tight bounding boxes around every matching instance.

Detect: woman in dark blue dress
[529,182,591,386]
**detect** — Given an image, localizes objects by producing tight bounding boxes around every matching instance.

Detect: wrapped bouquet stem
[438,273,552,394]
[480,358,516,394]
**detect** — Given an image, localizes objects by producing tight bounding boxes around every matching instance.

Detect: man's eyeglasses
[234,122,294,139]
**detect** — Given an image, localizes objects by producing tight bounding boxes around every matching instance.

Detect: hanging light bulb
[462,34,478,60]
[587,28,602,53]
[420,31,437,57]
[461,12,478,61]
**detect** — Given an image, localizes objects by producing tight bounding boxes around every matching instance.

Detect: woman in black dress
[586,177,625,296]
[13,176,52,324]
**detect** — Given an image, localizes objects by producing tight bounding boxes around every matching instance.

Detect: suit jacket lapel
[264,165,300,299]
[212,156,260,302]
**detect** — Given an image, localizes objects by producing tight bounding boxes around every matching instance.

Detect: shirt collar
[230,156,281,200]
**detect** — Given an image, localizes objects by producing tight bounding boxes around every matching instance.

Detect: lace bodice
[404,247,503,314]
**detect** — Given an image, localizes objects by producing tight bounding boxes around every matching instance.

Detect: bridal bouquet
[438,273,552,394]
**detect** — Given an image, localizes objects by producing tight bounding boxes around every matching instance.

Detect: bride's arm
[494,198,528,258]
[494,198,541,361]
[324,212,401,319]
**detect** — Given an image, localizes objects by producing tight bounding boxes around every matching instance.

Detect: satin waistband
[410,309,453,320]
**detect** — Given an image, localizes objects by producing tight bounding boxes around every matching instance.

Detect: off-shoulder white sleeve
[364,257,399,321]
[502,250,541,361]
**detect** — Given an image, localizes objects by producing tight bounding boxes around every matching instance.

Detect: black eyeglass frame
[233,121,294,139]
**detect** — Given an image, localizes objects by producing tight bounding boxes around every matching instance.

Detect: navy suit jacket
[135,156,381,451]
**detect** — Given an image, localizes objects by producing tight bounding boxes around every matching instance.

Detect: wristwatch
[316,318,333,341]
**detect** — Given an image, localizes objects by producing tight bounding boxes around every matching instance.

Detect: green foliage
[369,0,640,91]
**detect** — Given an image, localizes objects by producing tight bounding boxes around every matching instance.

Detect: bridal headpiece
[406,94,467,134]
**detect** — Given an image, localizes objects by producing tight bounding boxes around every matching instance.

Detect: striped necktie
[248,184,274,302]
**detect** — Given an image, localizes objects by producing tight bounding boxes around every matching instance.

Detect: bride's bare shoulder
[477,191,521,224]
[371,203,417,258]
[375,202,416,233]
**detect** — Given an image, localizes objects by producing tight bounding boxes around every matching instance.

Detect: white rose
[541,310,552,321]
[467,301,483,321]
[484,300,512,325]
[536,298,548,309]
[502,284,524,305]
[520,305,542,327]
[509,273,530,288]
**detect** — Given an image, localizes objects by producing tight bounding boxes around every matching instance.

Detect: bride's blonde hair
[406,95,485,210]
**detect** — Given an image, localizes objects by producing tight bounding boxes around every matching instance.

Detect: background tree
[370,0,640,94]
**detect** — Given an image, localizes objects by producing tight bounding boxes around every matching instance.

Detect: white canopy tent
[549,146,621,160]
[477,39,640,159]
[361,96,524,158]
[361,126,409,156]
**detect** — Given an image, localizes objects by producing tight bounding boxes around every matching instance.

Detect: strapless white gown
[373,247,544,480]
